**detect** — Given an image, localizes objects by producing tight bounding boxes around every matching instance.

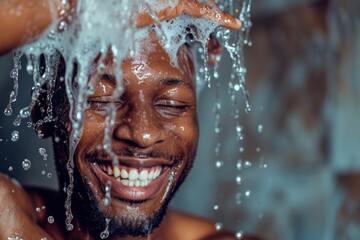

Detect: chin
[71,151,193,237]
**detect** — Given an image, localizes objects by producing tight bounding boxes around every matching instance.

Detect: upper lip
[95,156,172,169]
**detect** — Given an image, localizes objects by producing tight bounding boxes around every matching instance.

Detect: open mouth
[91,159,172,201]
[98,163,163,187]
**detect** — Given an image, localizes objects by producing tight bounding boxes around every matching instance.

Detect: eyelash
[87,98,191,116]
[87,98,124,111]
[155,100,190,115]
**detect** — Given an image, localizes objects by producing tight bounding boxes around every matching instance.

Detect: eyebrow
[160,78,194,90]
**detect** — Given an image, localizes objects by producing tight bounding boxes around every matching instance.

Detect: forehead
[90,33,195,87]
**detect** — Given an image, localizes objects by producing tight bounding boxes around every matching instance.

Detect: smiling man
[67,34,200,238]
[0,1,262,240]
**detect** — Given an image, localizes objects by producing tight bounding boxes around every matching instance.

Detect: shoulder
[162,209,264,240]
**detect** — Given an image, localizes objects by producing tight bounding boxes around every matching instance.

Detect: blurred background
[1,0,359,239]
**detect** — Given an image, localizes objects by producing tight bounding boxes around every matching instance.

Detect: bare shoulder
[163,209,264,240]
[0,173,33,212]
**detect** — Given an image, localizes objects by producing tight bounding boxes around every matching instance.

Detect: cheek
[164,118,198,146]
[78,112,106,148]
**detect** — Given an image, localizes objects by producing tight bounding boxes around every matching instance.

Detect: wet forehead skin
[89,34,195,93]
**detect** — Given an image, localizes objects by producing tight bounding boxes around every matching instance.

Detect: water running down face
[51,33,199,236]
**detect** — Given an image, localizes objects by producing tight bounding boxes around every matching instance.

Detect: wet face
[67,36,198,236]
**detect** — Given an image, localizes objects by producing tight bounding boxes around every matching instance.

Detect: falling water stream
[2,0,252,238]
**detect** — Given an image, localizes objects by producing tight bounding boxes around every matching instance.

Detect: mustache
[86,148,183,164]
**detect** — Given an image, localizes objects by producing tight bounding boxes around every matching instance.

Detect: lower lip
[91,163,171,201]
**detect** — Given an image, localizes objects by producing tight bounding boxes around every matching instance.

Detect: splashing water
[103,181,112,206]
[215,222,223,231]
[22,159,31,171]
[4,51,23,117]
[100,218,110,239]
[47,216,55,224]
[11,131,19,142]
[5,0,253,235]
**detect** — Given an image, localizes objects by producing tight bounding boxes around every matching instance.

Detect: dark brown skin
[0,1,260,240]
[0,35,259,240]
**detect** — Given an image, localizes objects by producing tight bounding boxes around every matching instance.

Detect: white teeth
[129,180,135,187]
[121,179,129,185]
[107,166,113,175]
[113,166,121,178]
[154,168,161,178]
[120,169,128,178]
[139,169,148,181]
[148,170,154,180]
[135,180,140,187]
[129,169,139,181]
[99,164,163,185]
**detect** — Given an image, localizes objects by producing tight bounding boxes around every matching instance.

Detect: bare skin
[0,1,262,240]
[0,35,260,240]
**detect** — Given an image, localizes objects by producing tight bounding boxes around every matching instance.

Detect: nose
[113,103,164,148]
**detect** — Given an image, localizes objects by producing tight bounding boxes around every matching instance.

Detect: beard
[70,150,195,238]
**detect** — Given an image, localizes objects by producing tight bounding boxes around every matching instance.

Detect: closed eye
[87,97,124,112]
[155,99,192,117]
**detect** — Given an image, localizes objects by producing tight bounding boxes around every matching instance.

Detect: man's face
[69,36,198,236]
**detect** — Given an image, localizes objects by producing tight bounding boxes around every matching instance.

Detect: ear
[31,91,55,139]
[207,33,222,65]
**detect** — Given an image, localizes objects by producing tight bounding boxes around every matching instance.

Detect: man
[0,1,261,239]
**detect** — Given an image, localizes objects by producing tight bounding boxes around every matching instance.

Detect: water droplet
[66,224,74,231]
[47,216,55,224]
[36,207,41,212]
[260,163,268,169]
[26,64,34,74]
[235,175,242,185]
[235,230,244,239]
[257,124,263,133]
[13,115,21,126]
[215,222,223,231]
[4,106,13,116]
[22,159,31,171]
[100,218,110,239]
[244,161,252,168]
[41,237,47,240]
[236,126,242,133]
[103,181,112,206]
[100,231,109,239]
[20,107,30,118]
[39,148,47,155]
[234,84,240,91]
[235,192,242,205]
[213,205,219,210]
[245,190,251,197]
[8,166,13,172]
[47,172,52,178]
[11,131,19,141]
[236,160,242,170]
[41,170,46,175]
[37,131,44,138]
[215,160,223,168]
